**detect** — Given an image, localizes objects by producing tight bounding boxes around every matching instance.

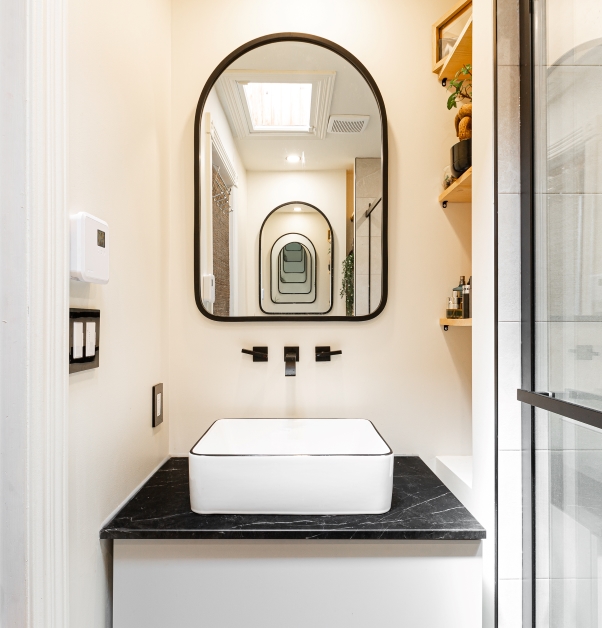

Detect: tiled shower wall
[354,158,382,316]
[496,0,523,625]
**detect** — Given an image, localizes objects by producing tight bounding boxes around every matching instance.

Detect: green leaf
[447,94,457,109]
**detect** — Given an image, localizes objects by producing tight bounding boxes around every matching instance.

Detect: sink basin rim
[189,418,393,457]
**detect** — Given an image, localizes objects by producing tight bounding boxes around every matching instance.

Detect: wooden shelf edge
[438,166,472,204]
[440,318,472,327]
[438,17,472,82]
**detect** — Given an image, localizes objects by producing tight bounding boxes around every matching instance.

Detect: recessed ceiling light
[286,154,301,164]
[293,207,302,212]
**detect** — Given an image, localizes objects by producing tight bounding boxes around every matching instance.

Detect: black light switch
[152,383,164,427]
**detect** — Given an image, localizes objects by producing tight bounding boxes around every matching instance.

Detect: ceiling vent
[327,115,370,134]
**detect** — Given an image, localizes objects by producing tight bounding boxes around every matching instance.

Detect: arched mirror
[194,33,387,320]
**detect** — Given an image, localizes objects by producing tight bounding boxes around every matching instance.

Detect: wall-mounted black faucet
[284,347,299,376]
[241,347,268,362]
[315,346,342,362]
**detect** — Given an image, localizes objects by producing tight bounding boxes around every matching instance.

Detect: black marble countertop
[100,456,485,540]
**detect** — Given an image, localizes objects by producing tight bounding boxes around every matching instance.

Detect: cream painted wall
[64,1,494,626]
[169,0,473,464]
[68,0,171,625]
[248,170,346,316]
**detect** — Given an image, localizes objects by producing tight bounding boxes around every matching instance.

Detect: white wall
[67,0,171,625]
[248,170,346,316]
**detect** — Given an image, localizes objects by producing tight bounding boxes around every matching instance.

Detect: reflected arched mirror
[261,202,331,314]
[194,33,387,320]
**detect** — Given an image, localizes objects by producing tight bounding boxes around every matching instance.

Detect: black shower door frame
[518,1,602,626]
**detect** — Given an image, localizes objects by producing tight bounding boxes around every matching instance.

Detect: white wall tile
[497,0,519,66]
[498,579,522,628]
[548,578,597,627]
[370,274,382,311]
[498,194,521,322]
[370,237,382,274]
[497,66,521,194]
[498,450,523,578]
[536,579,550,628]
[355,236,369,275]
[355,274,369,316]
[496,5,523,625]
[498,322,522,450]
[535,448,550,579]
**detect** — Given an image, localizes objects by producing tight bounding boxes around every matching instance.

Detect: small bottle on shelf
[452,276,465,311]
[446,297,462,319]
[462,282,471,319]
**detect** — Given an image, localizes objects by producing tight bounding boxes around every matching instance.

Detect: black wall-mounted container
[450,138,472,178]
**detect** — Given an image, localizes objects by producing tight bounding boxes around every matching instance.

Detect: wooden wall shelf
[438,167,472,205]
[432,0,472,76]
[440,318,472,331]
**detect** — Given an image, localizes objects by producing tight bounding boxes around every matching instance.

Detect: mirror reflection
[196,39,385,318]
[262,202,328,314]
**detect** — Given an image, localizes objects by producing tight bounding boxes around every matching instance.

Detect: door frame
[0,0,69,624]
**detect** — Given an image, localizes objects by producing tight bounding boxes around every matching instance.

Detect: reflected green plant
[340,252,354,316]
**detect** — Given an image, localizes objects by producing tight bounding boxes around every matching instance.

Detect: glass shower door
[519,0,602,625]
[535,409,602,628]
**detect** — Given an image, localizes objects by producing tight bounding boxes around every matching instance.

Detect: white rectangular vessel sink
[189,419,393,515]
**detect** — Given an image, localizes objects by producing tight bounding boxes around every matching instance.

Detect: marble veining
[100,456,486,540]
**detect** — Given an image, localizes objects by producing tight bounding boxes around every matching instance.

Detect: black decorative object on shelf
[450,138,472,178]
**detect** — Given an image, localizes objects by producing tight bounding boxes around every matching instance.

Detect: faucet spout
[284,346,299,376]
[285,353,296,376]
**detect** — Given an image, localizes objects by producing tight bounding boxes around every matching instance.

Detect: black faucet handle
[315,346,342,362]
[241,347,268,362]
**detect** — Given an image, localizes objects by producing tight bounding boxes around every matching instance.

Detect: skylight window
[242,83,312,132]
[216,70,335,138]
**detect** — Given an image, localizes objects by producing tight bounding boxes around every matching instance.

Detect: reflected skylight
[242,83,312,131]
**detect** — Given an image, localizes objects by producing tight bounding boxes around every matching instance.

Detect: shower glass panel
[533,0,602,411]
[530,0,602,626]
[535,409,602,628]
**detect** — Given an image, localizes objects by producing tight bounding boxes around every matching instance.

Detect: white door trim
[27,0,70,623]
[0,0,70,624]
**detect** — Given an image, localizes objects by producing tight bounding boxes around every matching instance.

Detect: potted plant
[447,64,472,178]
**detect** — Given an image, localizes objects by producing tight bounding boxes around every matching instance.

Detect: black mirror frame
[194,32,388,322]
